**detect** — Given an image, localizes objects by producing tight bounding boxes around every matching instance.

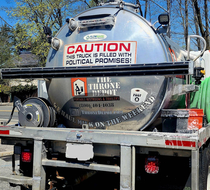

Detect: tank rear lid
[101,0,140,13]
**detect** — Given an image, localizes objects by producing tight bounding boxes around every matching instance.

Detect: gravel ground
[0,155,20,190]
[0,106,24,189]
[0,182,20,190]
[0,141,20,190]
[0,140,13,153]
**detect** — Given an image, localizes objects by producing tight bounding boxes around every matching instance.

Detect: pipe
[132,146,136,190]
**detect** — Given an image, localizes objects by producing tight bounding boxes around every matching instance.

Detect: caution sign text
[63,41,137,66]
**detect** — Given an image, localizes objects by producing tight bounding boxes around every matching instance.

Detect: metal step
[0,174,33,185]
[42,159,120,173]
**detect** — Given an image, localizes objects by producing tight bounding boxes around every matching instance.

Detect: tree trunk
[144,0,148,19]
[167,0,171,38]
[57,8,62,28]
[136,0,143,17]
[204,0,209,49]
[193,7,201,50]
[184,0,188,48]
[192,0,205,37]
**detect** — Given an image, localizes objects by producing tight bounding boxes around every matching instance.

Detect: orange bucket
[187,109,204,130]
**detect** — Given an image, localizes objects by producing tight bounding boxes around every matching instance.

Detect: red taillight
[21,152,32,162]
[145,156,159,174]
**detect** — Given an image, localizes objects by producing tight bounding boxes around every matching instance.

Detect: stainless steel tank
[45,1,186,130]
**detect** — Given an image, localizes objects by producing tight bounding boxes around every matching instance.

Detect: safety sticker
[130,88,148,103]
[84,33,107,41]
[63,41,137,66]
[71,78,88,96]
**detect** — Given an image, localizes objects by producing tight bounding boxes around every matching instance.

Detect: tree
[13,23,31,53]
[192,0,209,50]
[174,0,189,48]
[204,0,209,49]
[6,0,210,53]
[167,0,171,38]
[0,23,17,87]
[193,2,201,50]
[0,24,15,68]
[9,0,88,66]
[136,0,148,18]
[184,0,188,49]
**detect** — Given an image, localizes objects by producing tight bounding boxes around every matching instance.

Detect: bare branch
[83,0,91,8]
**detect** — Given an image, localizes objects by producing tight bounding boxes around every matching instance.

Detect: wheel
[199,141,210,190]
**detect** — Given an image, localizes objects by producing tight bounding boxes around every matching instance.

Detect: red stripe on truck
[0,130,9,135]
[165,140,196,147]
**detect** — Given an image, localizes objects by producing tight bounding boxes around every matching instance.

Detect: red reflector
[165,140,196,147]
[21,152,32,162]
[0,130,9,135]
[145,157,159,174]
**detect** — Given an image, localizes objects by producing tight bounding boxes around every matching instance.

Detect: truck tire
[199,141,210,190]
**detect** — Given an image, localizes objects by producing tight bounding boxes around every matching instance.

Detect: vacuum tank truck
[0,1,210,190]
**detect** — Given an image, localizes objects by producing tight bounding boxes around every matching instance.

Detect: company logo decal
[71,78,87,96]
[84,33,107,41]
[76,95,155,129]
[130,88,148,103]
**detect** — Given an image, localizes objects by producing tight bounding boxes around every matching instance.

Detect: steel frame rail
[0,61,193,79]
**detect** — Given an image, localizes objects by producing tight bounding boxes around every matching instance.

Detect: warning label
[71,78,88,96]
[63,41,137,66]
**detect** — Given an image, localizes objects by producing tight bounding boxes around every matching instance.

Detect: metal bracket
[66,136,92,144]
[78,15,115,29]
[172,84,199,95]
[82,124,89,129]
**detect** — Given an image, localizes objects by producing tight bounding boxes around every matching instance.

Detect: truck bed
[0,125,209,190]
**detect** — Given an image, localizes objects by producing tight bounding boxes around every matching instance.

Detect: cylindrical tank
[46,1,186,130]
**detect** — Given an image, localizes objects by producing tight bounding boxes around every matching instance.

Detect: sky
[0,0,16,26]
[0,0,191,48]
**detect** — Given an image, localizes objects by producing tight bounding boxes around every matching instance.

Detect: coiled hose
[190,77,210,123]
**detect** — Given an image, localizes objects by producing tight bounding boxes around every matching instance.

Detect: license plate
[66,143,94,161]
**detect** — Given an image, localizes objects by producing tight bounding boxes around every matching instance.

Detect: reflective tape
[165,140,196,147]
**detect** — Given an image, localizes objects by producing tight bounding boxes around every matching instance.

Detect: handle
[187,35,206,62]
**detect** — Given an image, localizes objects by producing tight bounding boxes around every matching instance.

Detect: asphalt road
[0,105,20,190]
[0,105,18,125]
[0,105,18,155]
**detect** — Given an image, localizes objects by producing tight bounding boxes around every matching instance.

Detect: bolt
[76,133,82,139]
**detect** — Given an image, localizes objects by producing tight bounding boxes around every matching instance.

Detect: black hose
[6,106,15,125]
